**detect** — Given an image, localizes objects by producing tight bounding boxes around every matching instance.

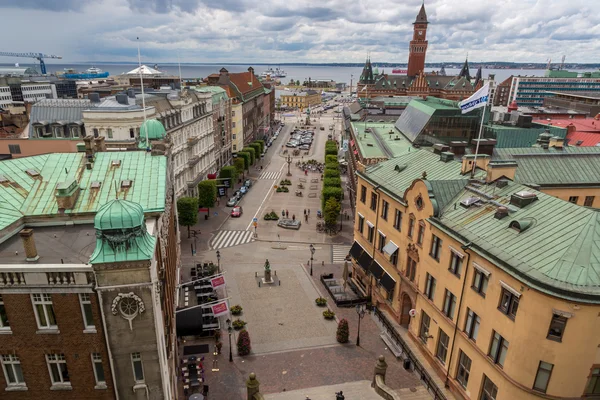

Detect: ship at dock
[60,67,109,79]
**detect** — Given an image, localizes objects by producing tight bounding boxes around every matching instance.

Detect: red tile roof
[228,71,263,96]
[566,131,600,147]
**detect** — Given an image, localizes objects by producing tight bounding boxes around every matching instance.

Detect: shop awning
[357,250,373,271]
[176,307,205,337]
[349,241,364,260]
[380,273,396,292]
[382,241,398,256]
[369,260,384,279]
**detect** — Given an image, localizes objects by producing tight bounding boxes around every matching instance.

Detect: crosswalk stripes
[259,171,281,180]
[210,230,254,250]
[332,244,352,263]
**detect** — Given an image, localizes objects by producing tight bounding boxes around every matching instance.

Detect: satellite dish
[409,309,417,317]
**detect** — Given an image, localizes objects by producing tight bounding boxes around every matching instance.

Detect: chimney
[127,88,136,98]
[89,92,101,103]
[471,138,497,156]
[55,178,80,210]
[440,151,454,163]
[432,143,450,155]
[549,136,564,149]
[449,141,468,157]
[486,161,517,183]
[19,228,39,262]
[494,206,509,220]
[94,136,106,152]
[510,191,538,208]
[535,129,553,148]
[461,154,490,175]
[83,136,95,161]
[248,67,255,75]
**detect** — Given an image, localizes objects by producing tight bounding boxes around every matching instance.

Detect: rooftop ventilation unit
[440,152,454,163]
[90,181,101,189]
[509,219,533,233]
[494,206,509,220]
[121,180,132,188]
[394,164,407,173]
[510,191,538,208]
[26,169,39,177]
[496,179,509,189]
[0,175,8,183]
[460,197,481,208]
[111,160,121,167]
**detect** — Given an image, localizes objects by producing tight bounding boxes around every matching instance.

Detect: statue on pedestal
[264,259,272,283]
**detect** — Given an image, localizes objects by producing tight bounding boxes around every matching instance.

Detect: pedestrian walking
[292,214,295,221]
[303,209,306,216]
[286,209,289,218]
[305,214,308,223]
[282,209,285,217]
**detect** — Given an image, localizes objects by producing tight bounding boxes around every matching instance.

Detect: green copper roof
[351,122,413,159]
[94,199,144,230]
[140,119,166,140]
[194,86,229,105]
[359,150,484,204]
[433,182,600,302]
[483,124,567,148]
[512,154,600,186]
[0,151,167,235]
[90,199,155,264]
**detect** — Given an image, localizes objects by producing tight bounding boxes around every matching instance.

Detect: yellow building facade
[231,102,243,154]
[280,90,321,110]
[351,153,600,400]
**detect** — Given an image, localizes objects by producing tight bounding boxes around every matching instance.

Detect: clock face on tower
[418,31,423,36]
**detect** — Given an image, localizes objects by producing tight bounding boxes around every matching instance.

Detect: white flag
[211,300,229,317]
[458,83,489,114]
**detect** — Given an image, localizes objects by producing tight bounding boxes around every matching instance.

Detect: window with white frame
[131,353,145,382]
[46,354,70,385]
[79,294,95,330]
[449,250,464,277]
[0,295,9,330]
[92,353,106,387]
[1,354,25,387]
[32,294,57,329]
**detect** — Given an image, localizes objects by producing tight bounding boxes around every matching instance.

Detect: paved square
[225,253,338,354]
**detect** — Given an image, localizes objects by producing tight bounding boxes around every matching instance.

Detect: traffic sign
[253,222,258,227]
[253,217,258,222]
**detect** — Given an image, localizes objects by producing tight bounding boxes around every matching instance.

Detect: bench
[380,331,403,358]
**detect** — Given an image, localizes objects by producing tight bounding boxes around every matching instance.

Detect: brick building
[0,145,180,399]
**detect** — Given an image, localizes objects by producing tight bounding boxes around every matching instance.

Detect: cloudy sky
[0,0,598,64]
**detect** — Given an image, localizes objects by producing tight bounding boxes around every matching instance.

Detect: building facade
[231,101,243,155]
[0,149,180,399]
[212,67,264,146]
[351,151,600,400]
[195,86,232,171]
[507,70,600,107]
[279,90,321,110]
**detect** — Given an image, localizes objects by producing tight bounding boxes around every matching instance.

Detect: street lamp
[216,250,221,274]
[356,304,366,346]
[309,244,315,276]
[286,154,292,177]
[226,318,233,362]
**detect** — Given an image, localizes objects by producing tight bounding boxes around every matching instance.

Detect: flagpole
[470,103,487,178]
[137,37,148,148]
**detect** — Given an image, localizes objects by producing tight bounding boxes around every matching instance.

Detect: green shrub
[279,179,291,186]
[237,152,250,170]
[219,166,237,188]
[177,197,198,238]
[232,319,247,330]
[315,297,327,306]
[242,147,256,164]
[324,168,340,179]
[323,177,342,188]
[324,197,341,230]
[323,310,336,320]
[255,140,265,154]
[325,155,338,164]
[250,143,261,158]
[231,305,243,315]
[322,186,343,209]
[264,211,280,220]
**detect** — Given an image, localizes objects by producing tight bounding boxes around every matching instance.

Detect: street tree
[177,197,198,238]
[197,180,217,219]
[237,152,250,170]
[324,197,341,232]
[234,158,245,179]
[242,147,256,165]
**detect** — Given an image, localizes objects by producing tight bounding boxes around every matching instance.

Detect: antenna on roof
[114,180,118,199]
[137,37,148,148]
[177,52,183,91]
[64,168,68,176]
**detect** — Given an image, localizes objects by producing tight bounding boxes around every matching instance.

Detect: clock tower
[407,3,429,77]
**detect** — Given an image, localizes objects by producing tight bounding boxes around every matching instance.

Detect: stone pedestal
[246,372,260,400]
[263,269,273,284]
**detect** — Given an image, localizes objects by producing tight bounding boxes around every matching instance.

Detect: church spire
[458,57,471,80]
[474,65,482,85]
[414,2,428,24]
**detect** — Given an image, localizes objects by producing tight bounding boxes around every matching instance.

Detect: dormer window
[111,160,121,167]
[26,169,39,177]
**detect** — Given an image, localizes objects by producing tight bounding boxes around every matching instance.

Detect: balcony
[0,266,95,288]
[187,155,200,167]
[187,136,200,147]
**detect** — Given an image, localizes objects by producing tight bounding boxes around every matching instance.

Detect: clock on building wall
[418,31,423,36]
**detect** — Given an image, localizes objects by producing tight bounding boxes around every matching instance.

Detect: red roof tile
[566,131,600,147]
[535,117,600,133]
[228,71,263,96]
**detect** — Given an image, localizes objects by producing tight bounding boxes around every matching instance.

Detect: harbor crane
[0,52,62,74]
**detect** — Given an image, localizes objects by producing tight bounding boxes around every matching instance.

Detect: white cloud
[0,0,598,63]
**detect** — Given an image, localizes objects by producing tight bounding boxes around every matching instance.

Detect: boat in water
[61,66,109,79]
[261,66,287,78]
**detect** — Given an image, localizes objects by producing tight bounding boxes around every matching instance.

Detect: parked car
[286,142,297,148]
[231,206,243,217]
[244,179,252,188]
[320,126,325,130]
[240,186,248,195]
[226,197,238,207]
[233,189,242,198]
[299,144,310,150]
